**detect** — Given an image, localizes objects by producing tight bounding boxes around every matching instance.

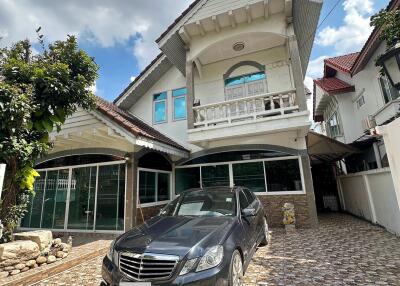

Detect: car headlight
[196,245,223,272]
[107,240,116,262]
[179,258,198,276]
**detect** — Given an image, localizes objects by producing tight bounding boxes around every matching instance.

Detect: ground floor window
[138,168,171,206]
[175,155,304,195]
[21,161,125,231]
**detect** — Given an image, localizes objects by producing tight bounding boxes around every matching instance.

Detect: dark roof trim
[113,53,164,104]
[155,0,202,43]
[351,0,400,75]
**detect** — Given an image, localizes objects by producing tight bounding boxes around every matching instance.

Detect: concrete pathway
[31,213,400,286]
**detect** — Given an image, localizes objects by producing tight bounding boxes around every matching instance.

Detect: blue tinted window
[174,97,186,120]
[154,92,167,101]
[154,101,166,123]
[225,76,245,87]
[245,72,265,82]
[173,88,187,97]
[225,72,265,87]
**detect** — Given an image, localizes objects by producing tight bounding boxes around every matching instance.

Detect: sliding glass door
[67,167,96,230]
[21,162,125,232]
[95,164,125,231]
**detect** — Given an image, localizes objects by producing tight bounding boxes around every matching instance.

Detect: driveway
[32,214,400,286]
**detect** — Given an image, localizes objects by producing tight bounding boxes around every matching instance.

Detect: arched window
[223,61,267,100]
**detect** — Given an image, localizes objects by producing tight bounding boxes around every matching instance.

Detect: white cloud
[306,55,330,79]
[88,82,97,94]
[315,0,374,55]
[0,0,192,69]
[130,76,136,82]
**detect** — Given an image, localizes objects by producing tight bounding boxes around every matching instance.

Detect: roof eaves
[113,53,164,105]
[155,0,202,44]
[351,0,400,75]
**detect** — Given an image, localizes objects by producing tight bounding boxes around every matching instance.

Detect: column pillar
[300,155,319,227]
[186,61,195,129]
[288,30,307,111]
[373,142,382,169]
[124,153,138,231]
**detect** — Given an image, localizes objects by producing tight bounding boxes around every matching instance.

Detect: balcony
[188,89,310,144]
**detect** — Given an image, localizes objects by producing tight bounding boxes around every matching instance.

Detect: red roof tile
[314,77,355,95]
[324,52,360,74]
[96,97,189,152]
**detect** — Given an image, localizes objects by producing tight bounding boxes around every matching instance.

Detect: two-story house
[19,0,323,234]
[313,0,399,174]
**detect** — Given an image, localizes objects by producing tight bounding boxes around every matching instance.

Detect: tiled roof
[314,77,355,95]
[96,97,189,152]
[325,52,360,74]
[351,0,400,75]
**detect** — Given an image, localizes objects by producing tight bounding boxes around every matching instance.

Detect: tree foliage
[370,9,400,48]
[0,33,98,241]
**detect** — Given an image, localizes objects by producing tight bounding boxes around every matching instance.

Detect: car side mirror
[242,208,256,217]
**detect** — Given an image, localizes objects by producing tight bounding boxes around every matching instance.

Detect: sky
[0,0,390,103]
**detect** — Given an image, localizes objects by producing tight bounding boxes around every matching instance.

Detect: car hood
[115,216,236,259]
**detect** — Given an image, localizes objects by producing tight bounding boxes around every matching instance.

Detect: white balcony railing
[193,89,298,128]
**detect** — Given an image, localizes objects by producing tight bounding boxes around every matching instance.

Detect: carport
[306,131,359,212]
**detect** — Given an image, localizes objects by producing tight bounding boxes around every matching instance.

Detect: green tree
[370,9,400,48]
[0,32,98,241]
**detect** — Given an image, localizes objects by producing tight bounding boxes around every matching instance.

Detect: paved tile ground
[31,213,400,286]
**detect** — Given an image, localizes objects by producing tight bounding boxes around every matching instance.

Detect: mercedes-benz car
[102,187,269,286]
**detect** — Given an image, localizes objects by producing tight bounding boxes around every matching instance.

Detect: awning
[307,131,359,164]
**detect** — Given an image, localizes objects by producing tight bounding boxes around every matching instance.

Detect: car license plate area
[120,282,151,286]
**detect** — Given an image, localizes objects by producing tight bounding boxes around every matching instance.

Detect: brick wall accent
[257,194,312,227]
[135,196,312,228]
[136,204,166,224]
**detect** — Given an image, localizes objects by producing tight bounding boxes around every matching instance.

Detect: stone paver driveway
[31,214,400,286]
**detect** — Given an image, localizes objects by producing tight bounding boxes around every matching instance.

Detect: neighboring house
[313,0,400,235]
[313,12,399,172]
[19,0,323,234]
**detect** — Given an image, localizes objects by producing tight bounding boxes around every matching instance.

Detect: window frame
[356,95,365,109]
[20,160,127,234]
[137,167,172,207]
[153,91,168,124]
[379,75,400,104]
[327,111,342,138]
[172,87,187,121]
[175,155,305,196]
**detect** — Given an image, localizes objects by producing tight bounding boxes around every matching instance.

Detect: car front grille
[119,252,179,281]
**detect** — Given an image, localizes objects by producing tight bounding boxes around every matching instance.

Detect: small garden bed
[0,230,71,278]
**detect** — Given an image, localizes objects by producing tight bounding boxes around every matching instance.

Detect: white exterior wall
[335,92,358,143]
[377,118,400,226]
[129,67,190,146]
[338,168,400,236]
[194,46,293,105]
[351,43,387,131]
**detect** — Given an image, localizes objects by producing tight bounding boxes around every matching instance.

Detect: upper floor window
[328,112,341,138]
[172,88,187,120]
[153,92,167,124]
[379,76,399,104]
[356,95,365,109]
[224,71,266,100]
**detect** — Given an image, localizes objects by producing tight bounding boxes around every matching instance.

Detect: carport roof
[307,131,359,164]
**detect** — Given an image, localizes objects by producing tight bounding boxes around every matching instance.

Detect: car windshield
[176,190,237,217]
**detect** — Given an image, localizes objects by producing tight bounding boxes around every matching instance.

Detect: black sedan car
[102,187,269,286]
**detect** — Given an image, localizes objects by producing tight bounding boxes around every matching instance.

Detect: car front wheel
[229,250,243,286]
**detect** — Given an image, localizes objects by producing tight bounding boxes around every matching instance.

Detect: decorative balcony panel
[194,89,297,128]
[188,89,310,144]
